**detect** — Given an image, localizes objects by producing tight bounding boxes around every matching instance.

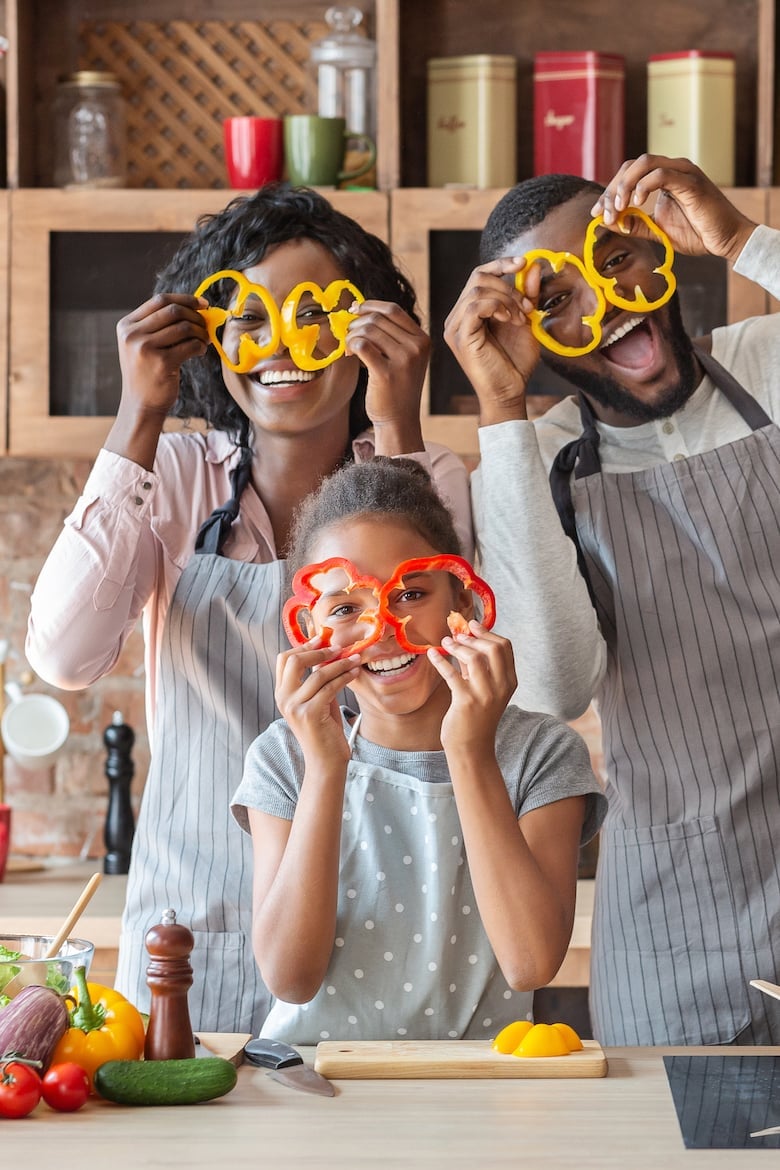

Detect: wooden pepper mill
[144,908,196,1061]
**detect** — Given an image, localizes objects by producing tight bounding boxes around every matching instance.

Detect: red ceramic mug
[223,116,284,188]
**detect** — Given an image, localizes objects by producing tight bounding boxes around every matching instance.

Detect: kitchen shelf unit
[0,0,779,458]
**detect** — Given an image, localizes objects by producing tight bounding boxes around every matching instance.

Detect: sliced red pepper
[377,555,496,655]
[282,557,384,661]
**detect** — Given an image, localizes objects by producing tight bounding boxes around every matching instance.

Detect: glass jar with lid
[310,7,376,186]
[52,71,128,189]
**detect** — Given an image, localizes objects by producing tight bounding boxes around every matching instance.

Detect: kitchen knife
[244,1036,336,1097]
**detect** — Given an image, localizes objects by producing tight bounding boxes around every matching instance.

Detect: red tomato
[41,1062,90,1112]
[0,1060,43,1118]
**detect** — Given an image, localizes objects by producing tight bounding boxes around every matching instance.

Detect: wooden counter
[1,1046,778,1166]
[0,860,594,989]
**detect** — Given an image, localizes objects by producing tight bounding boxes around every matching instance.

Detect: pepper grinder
[103,710,135,875]
[144,908,196,1061]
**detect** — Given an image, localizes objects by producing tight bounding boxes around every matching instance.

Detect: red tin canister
[533,51,625,183]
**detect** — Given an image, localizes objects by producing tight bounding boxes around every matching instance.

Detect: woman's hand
[427,623,517,755]
[116,292,210,418]
[443,259,540,426]
[346,299,429,453]
[592,154,757,263]
[106,293,210,468]
[274,638,361,772]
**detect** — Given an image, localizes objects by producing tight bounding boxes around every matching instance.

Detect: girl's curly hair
[287,456,462,577]
[156,183,419,445]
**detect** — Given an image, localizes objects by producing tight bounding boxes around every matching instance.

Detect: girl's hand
[427,623,517,755]
[592,154,757,263]
[116,292,210,418]
[443,259,540,426]
[274,639,362,771]
[346,299,430,453]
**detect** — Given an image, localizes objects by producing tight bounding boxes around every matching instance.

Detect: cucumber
[94,1057,237,1106]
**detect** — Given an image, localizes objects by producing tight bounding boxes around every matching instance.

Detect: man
[448,154,780,1046]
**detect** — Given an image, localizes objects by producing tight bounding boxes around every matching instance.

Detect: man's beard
[543,295,699,423]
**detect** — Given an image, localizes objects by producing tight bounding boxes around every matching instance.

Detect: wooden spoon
[749,978,780,1003]
[3,871,102,998]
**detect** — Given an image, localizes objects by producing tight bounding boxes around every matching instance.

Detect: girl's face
[307,517,470,725]
[219,238,361,439]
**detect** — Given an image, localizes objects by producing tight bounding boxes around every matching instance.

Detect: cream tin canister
[647,51,735,185]
[427,54,516,188]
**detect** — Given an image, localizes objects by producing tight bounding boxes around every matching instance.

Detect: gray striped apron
[115,463,285,1033]
[550,349,780,1046]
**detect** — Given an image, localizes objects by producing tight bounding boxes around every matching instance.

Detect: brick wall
[3,456,604,861]
[1,458,150,860]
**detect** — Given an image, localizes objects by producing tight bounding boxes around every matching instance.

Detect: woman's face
[219,238,361,439]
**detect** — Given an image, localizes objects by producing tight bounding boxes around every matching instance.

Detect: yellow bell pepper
[51,967,146,1091]
[515,250,606,357]
[582,206,677,313]
[280,279,364,371]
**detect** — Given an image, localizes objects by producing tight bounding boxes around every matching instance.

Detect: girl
[26,186,472,1033]
[231,458,605,1041]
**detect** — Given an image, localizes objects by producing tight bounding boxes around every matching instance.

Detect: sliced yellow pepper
[194,269,281,374]
[280,279,365,371]
[515,250,606,357]
[582,206,677,312]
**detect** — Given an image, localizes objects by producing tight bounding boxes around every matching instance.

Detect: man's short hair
[480,174,604,263]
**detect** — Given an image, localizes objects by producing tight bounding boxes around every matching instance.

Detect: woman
[26,185,472,1032]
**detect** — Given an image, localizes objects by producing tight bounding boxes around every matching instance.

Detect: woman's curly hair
[156,183,419,444]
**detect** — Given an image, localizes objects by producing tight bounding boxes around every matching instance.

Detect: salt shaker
[144,908,196,1061]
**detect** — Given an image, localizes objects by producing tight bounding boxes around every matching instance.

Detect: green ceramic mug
[283,115,376,187]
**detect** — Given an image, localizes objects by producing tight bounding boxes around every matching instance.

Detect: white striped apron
[551,350,780,1045]
[114,468,286,1033]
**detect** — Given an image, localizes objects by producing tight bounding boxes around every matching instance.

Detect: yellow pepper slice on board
[515,251,606,357]
[194,268,282,373]
[280,279,365,371]
[583,206,677,312]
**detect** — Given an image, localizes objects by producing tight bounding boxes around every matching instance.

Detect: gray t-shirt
[232,705,606,1044]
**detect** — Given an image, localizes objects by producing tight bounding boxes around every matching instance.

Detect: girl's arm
[429,627,590,989]
[246,642,361,1004]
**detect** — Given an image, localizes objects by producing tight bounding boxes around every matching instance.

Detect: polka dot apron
[261,720,531,1044]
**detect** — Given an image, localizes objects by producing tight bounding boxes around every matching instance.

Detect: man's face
[504,191,699,423]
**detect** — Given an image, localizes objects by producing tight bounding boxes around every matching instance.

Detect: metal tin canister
[533,51,625,184]
[647,51,735,186]
[427,54,516,188]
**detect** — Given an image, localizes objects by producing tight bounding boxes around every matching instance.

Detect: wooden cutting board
[314,1039,608,1079]
[195,1032,252,1066]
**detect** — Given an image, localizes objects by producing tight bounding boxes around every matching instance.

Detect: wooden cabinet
[1,1,780,458]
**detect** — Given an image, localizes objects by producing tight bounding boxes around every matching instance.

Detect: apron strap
[548,394,601,605]
[195,445,253,557]
[547,343,772,604]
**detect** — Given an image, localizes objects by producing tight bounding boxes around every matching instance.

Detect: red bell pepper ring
[282,557,385,661]
[377,555,496,655]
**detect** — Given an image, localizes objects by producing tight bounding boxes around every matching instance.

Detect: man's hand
[444,258,541,427]
[591,154,757,264]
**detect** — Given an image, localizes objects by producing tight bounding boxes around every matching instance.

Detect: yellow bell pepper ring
[583,206,677,313]
[280,279,365,371]
[515,250,606,357]
[194,268,282,374]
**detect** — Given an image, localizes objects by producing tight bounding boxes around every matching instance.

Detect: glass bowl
[0,934,95,999]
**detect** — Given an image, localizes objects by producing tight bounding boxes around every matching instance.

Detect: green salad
[0,942,72,1005]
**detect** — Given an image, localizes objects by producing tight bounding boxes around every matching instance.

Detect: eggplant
[0,984,68,1070]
